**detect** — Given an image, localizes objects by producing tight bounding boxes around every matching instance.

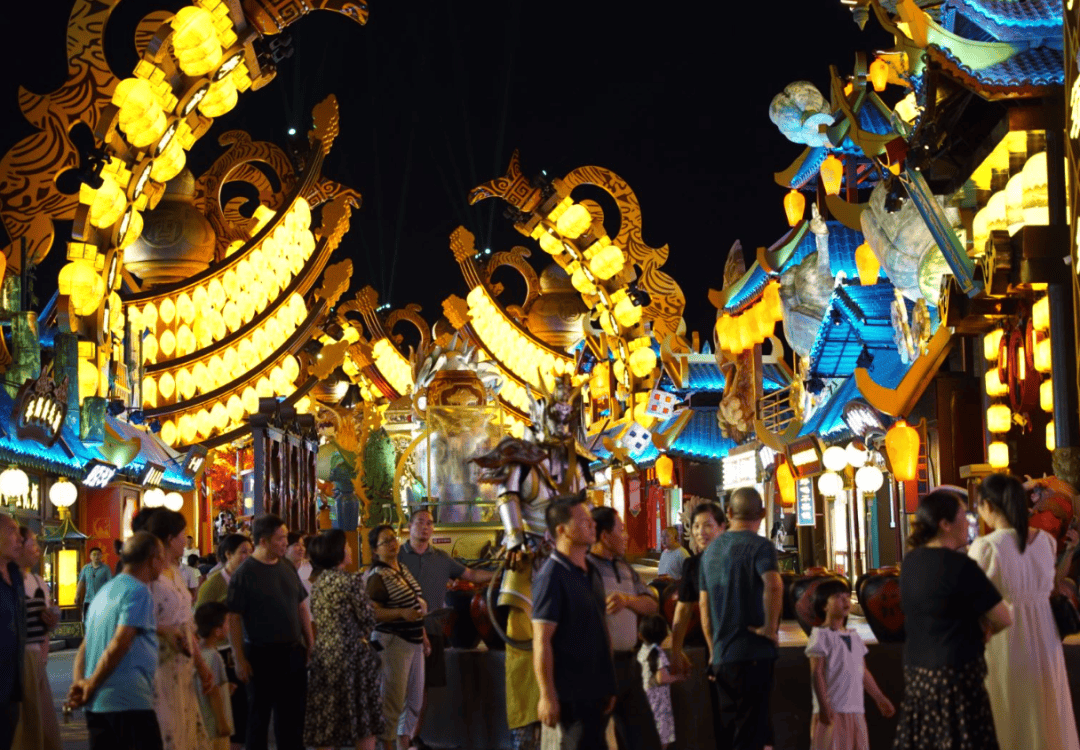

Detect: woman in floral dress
[144,508,214,750]
[304,529,384,750]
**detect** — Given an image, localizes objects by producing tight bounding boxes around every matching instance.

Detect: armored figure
[471,374,594,750]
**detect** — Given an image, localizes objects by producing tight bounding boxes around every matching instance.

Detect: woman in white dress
[144,508,214,750]
[969,473,1080,750]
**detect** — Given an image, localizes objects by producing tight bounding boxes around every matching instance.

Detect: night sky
[0,1,891,344]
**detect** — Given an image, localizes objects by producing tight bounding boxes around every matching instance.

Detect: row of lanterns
[715,282,784,355]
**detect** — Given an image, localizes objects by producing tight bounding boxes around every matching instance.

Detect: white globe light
[48,478,78,508]
[163,492,184,511]
[143,487,166,508]
[822,446,849,472]
[855,465,884,493]
[0,467,29,498]
[818,471,844,497]
[845,442,868,468]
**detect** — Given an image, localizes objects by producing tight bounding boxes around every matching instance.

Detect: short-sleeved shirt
[587,553,657,652]
[0,561,26,704]
[805,626,868,714]
[399,541,466,611]
[899,546,1002,668]
[78,563,112,604]
[195,646,229,737]
[226,556,307,646]
[532,550,617,702]
[678,555,703,603]
[699,530,779,666]
[366,562,425,644]
[84,573,157,712]
[179,564,200,591]
[657,547,690,578]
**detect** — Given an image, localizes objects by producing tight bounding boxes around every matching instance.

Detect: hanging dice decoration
[621,422,653,456]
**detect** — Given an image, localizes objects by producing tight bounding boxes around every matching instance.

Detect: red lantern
[885,420,919,481]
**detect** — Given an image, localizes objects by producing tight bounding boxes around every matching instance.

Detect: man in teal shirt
[75,547,112,619]
[68,531,166,750]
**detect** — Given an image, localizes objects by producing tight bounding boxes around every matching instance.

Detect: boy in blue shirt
[67,531,166,750]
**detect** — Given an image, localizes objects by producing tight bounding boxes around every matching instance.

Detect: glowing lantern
[281,355,300,383]
[176,293,195,324]
[150,139,186,183]
[587,243,626,281]
[855,465,884,493]
[612,290,643,328]
[555,204,593,239]
[256,376,273,398]
[178,414,196,445]
[195,409,213,439]
[1035,338,1052,373]
[776,461,795,507]
[855,243,880,285]
[986,404,1011,434]
[845,442,867,468]
[1047,421,1056,451]
[984,329,1003,361]
[78,360,98,401]
[985,368,1008,397]
[49,478,77,509]
[159,297,176,325]
[208,279,226,310]
[160,420,177,447]
[820,155,843,196]
[753,302,775,341]
[656,454,674,487]
[192,361,209,392]
[869,58,889,91]
[158,372,175,400]
[227,394,244,422]
[537,232,564,255]
[823,445,849,472]
[223,301,241,333]
[885,420,919,481]
[142,377,157,408]
[176,368,195,400]
[242,386,259,415]
[764,282,783,322]
[58,261,106,316]
[198,77,238,118]
[988,441,1009,469]
[163,492,184,512]
[783,189,805,227]
[818,471,844,497]
[82,174,126,229]
[1033,296,1050,332]
[1041,380,1054,412]
[171,7,223,77]
[159,329,176,357]
[211,402,228,430]
[628,345,657,379]
[176,325,195,357]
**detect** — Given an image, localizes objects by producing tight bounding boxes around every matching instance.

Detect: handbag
[1050,592,1080,640]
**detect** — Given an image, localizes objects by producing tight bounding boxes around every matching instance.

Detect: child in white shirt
[804,579,894,750]
[194,602,234,750]
[637,614,685,749]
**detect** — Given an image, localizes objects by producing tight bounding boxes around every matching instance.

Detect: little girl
[805,579,895,750]
[637,614,685,749]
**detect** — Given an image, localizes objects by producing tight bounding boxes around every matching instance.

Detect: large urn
[470,585,508,651]
[790,567,850,636]
[523,264,588,350]
[124,170,216,286]
[855,567,904,643]
[445,582,482,649]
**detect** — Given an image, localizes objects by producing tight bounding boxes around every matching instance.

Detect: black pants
[558,698,610,750]
[244,642,308,750]
[0,703,17,750]
[86,709,163,750]
[611,655,662,750]
[711,659,775,750]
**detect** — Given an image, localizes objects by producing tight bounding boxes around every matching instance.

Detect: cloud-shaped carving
[769,82,834,148]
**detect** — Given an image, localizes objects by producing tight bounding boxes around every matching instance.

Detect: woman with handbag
[969,473,1080,750]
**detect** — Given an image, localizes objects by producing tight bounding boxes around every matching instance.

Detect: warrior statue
[471,373,594,750]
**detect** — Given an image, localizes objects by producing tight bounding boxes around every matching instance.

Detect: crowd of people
[1,470,1080,750]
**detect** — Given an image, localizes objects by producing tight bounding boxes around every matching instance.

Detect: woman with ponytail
[969,473,1080,750]
[893,489,1012,750]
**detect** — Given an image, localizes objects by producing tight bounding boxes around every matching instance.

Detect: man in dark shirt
[532,494,617,750]
[699,488,782,750]
[227,514,312,750]
[0,512,26,750]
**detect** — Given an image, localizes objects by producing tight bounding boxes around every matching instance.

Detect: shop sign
[83,460,117,489]
[13,371,67,448]
[786,436,824,478]
[721,446,758,490]
[137,462,164,487]
[5,479,40,513]
[182,446,208,478]
[796,478,815,526]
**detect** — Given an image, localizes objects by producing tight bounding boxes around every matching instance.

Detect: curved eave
[948,0,1060,44]
[926,45,1062,100]
[775,146,828,190]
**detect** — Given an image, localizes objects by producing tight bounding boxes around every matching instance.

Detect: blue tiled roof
[785,146,829,190]
[723,266,770,311]
[809,283,911,379]
[680,360,786,394]
[776,221,864,277]
[107,417,193,490]
[936,44,1063,89]
[946,0,1061,42]
[592,407,738,465]
[800,376,860,439]
[0,388,99,479]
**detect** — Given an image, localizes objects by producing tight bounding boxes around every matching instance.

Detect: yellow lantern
[142,376,157,408]
[869,58,889,91]
[555,204,593,239]
[192,285,209,312]
[176,292,195,324]
[193,316,213,349]
[141,301,159,331]
[1035,338,1052,373]
[753,301,775,341]
[159,329,176,357]
[1041,379,1054,412]
[820,154,843,196]
[192,361,209,392]
[82,174,127,229]
[986,404,1012,434]
[171,6,223,77]
[764,281,783,322]
[988,441,1009,469]
[1047,421,1057,451]
[223,301,241,333]
[227,395,244,422]
[142,334,159,365]
[207,355,225,386]
[160,420,177,447]
[150,139,186,183]
[985,368,1008,397]
[983,329,1003,361]
[1033,296,1050,332]
[567,261,596,295]
[159,297,176,325]
[282,355,300,383]
[179,414,197,445]
[885,419,919,481]
[158,372,175,400]
[242,386,259,415]
[211,401,228,431]
[256,376,273,398]
[58,261,106,316]
[588,243,625,281]
[656,454,674,487]
[612,290,643,328]
[195,409,213,439]
[776,460,795,507]
[855,243,880,286]
[78,360,98,401]
[628,345,657,379]
[176,367,195,400]
[222,347,239,379]
[783,189,805,227]
[198,77,238,118]
[537,231,564,255]
[207,279,226,310]
[176,325,195,357]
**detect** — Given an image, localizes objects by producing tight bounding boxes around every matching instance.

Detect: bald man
[699,488,782,750]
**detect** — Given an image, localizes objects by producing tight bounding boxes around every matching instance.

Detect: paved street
[44,649,89,749]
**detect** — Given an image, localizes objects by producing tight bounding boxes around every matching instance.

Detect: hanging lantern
[855,465,884,493]
[1041,380,1054,412]
[1047,421,1057,452]
[628,346,657,379]
[986,404,1012,434]
[160,420,178,447]
[845,442,868,468]
[885,420,919,481]
[820,155,843,196]
[855,243,880,286]
[988,441,1009,469]
[163,492,184,512]
[48,478,78,509]
[555,203,593,239]
[612,290,643,328]
[783,189,805,227]
[818,471,845,497]
[656,454,674,487]
[1033,296,1050,333]
[1035,338,1052,373]
[142,487,165,508]
[869,58,889,91]
[983,329,1003,361]
[0,467,29,498]
[822,445,849,472]
[985,368,1008,397]
[776,461,796,507]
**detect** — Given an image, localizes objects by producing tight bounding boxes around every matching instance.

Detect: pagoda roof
[799,376,861,440]
[0,388,99,479]
[928,43,1063,98]
[945,0,1061,43]
[592,406,738,466]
